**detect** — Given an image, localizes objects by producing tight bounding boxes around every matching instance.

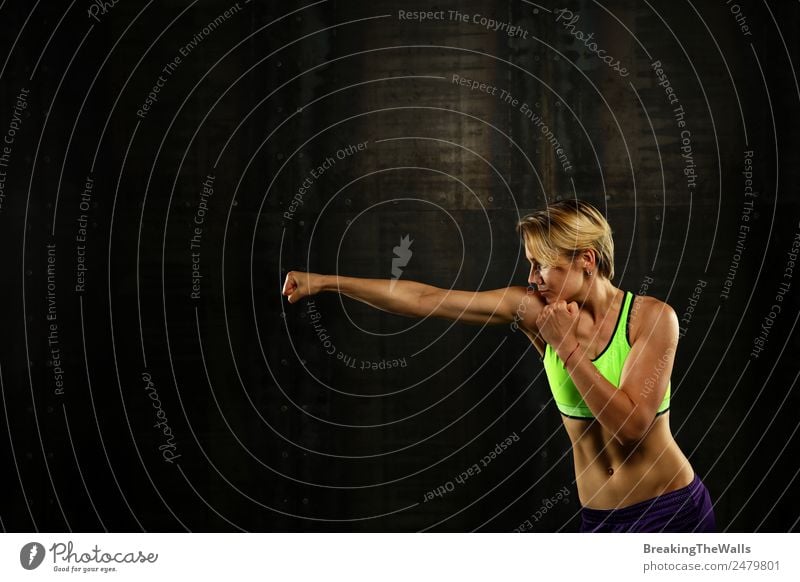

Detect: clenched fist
[281,271,322,304]
[536,299,580,351]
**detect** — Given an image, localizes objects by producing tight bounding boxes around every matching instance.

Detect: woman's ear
[579,249,597,271]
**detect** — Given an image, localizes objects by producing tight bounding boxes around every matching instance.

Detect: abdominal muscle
[562,412,696,509]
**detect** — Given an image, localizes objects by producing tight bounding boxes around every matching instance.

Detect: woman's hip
[579,472,717,533]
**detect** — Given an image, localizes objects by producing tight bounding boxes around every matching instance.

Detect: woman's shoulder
[628,293,679,345]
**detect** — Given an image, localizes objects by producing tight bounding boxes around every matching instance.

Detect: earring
[586,270,593,277]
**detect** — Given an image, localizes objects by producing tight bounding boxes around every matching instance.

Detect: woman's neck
[575,278,620,322]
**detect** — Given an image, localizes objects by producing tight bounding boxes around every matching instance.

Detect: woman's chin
[539,291,565,303]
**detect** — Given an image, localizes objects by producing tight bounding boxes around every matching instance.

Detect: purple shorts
[579,473,716,533]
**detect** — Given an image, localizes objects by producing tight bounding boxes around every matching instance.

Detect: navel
[606,467,614,476]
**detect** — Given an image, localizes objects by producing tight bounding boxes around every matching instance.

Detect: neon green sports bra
[542,290,671,419]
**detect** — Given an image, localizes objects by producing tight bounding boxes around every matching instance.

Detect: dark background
[0,0,798,532]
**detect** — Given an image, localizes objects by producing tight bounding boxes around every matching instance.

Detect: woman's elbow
[615,415,652,446]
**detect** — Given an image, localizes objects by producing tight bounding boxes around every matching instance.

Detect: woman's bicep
[619,302,680,417]
[420,285,542,326]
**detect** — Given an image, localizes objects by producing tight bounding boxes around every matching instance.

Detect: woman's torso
[524,289,695,509]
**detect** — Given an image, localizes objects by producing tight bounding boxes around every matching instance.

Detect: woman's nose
[528,266,542,285]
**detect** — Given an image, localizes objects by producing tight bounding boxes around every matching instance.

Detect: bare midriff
[562,412,695,509]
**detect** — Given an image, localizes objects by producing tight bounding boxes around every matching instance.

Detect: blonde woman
[281,199,716,532]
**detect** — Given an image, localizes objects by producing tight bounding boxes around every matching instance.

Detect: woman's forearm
[561,345,649,445]
[320,275,439,317]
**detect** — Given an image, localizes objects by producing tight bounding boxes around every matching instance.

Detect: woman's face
[525,250,584,302]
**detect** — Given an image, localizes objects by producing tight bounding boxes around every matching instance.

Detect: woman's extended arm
[281,271,543,328]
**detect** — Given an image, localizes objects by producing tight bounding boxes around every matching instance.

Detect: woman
[281,199,716,532]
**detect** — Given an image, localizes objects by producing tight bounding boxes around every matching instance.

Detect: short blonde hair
[516,199,615,281]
